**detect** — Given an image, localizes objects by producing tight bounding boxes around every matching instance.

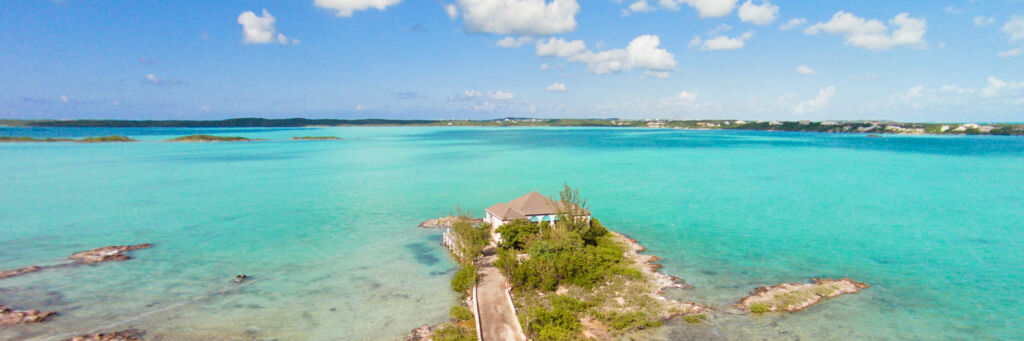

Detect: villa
[484,191,591,230]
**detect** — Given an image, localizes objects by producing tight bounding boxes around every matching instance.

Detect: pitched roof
[486,191,589,221]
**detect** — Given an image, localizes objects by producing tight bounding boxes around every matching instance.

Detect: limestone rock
[0,265,41,280]
[68,329,144,341]
[0,305,56,326]
[69,244,152,264]
[738,278,869,313]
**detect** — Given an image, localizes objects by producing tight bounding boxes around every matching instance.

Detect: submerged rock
[0,305,57,326]
[418,216,482,228]
[68,328,144,341]
[69,244,152,264]
[405,325,431,341]
[738,278,869,313]
[0,265,41,280]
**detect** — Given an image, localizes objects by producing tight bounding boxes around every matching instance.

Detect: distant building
[821,121,839,126]
[484,191,591,231]
[769,121,782,126]
[799,120,811,125]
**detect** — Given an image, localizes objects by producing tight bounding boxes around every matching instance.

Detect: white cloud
[644,70,671,79]
[677,90,698,101]
[737,1,778,26]
[455,0,580,35]
[314,0,402,17]
[796,64,815,75]
[60,95,69,103]
[463,89,483,97]
[998,48,1023,58]
[143,74,181,85]
[568,35,677,74]
[540,63,551,70]
[535,37,587,57]
[237,9,297,45]
[804,12,927,50]
[795,86,835,113]
[629,1,655,13]
[690,31,753,51]
[546,82,567,92]
[446,3,459,19]
[355,104,368,110]
[489,91,515,100]
[496,36,535,48]
[1004,15,1024,42]
[973,16,995,27]
[981,76,1024,97]
[779,18,806,30]
[658,0,738,18]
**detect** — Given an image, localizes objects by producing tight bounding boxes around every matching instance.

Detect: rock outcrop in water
[68,329,144,341]
[69,244,152,264]
[0,306,56,326]
[405,325,432,341]
[738,278,869,313]
[0,265,41,280]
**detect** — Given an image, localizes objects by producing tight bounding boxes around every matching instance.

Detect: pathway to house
[476,245,527,341]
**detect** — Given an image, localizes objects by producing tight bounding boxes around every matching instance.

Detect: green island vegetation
[432,214,491,341]
[0,135,135,143]
[290,136,341,140]
[6,117,1022,135]
[492,186,701,340]
[166,135,258,142]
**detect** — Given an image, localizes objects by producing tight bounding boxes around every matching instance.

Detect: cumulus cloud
[690,31,753,51]
[567,35,677,74]
[644,70,671,79]
[496,36,535,48]
[973,16,995,27]
[658,0,738,18]
[796,64,815,75]
[143,74,181,85]
[237,9,297,45]
[535,37,586,57]
[489,91,515,100]
[795,86,835,114]
[314,0,402,17]
[446,3,459,18]
[998,48,1022,58]
[546,82,567,92]
[677,91,698,101]
[1004,15,1024,42]
[804,11,927,50]
[463,89,483,97]
[355,104,368,110]
[456,0,580,35]
[60,95,69,103]
[981,76,1024,97]
[779,18,806,30]
[737,1,778,26]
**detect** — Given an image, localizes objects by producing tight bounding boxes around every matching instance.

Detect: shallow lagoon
[1,127,1022,340]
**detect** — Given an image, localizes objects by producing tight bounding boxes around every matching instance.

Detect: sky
[1,0,1023,122]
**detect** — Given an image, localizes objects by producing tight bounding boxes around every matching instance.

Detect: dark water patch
[404,242,440,265]
[700,270,719,276]
[965,238,993,245]
[429,268,456,276]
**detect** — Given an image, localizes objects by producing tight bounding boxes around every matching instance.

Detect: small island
[69,244,152,264]
[738,278,869,313]
[166,135,259,142]
[421,186,705,341]
[0,305,56,326]
[0,136,135,143]
[290,136,341,140]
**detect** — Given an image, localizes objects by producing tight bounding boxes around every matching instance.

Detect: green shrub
[497,220,541,250]
[749,303,769,314]
[581,218,608,246]
[451,264,477,293]
[451,220,490,261]
[431,323,475,341]
[450,305,474,321]
[528,304,582,341]
[597,311,662,331]
[683,314,706,323]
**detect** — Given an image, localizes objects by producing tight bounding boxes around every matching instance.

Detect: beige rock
[69,244,152,264]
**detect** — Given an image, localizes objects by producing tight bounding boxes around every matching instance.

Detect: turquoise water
[0,127,1022,340]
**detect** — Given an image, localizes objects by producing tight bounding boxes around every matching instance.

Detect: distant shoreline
[1,118,1021,136]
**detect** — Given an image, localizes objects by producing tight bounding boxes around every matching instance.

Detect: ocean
[1,126,1021,340]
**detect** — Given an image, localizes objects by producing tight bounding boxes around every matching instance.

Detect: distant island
[1,118,1021,136]
[166,135,260,142]
[0,136,135,143]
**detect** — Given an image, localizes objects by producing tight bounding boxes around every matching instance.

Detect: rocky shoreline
[0,305,56,326]
[610,232,705,318]
[69,329,144,341]
[417,216,482,229]
[737,278,869,313]
[0,265,41,280]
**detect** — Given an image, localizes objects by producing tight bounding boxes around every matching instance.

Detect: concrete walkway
[476,245,527,341]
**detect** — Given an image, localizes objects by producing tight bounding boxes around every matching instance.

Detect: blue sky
[1,0,1022,121]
